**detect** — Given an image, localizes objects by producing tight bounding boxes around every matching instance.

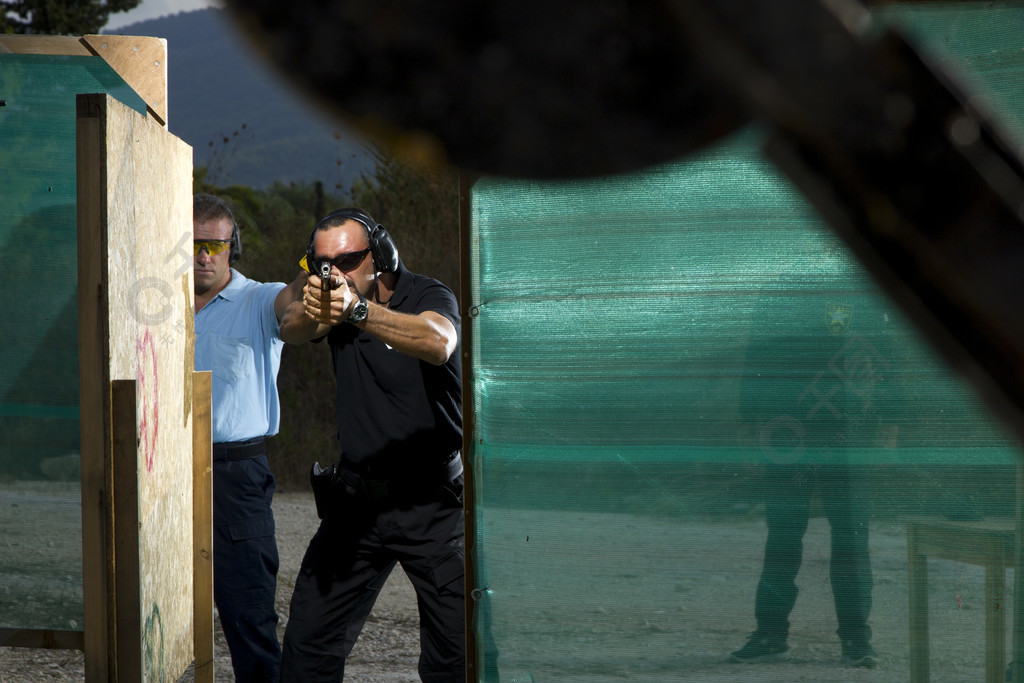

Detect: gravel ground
[0,487,1016,682]
[0,490,421,682]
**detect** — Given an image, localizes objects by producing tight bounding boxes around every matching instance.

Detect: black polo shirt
[326,262,462,471]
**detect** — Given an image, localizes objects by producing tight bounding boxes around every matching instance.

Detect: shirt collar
[383,260,410,308]
[216,269,248,302]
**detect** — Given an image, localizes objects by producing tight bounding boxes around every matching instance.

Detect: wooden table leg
[985,559,1006,683]
[908,526,930,683]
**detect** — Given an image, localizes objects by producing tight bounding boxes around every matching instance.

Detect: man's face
[193,216,234,297]
[312,219,375,293]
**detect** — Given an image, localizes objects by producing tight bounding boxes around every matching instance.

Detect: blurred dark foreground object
[223,0,747,178]
[225,0,1024,450]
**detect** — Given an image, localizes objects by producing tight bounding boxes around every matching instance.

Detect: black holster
[309,461,338,519]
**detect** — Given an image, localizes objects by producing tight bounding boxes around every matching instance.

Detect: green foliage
[195,147,460,489]
[0,0,140,34]
[351,148,461,301]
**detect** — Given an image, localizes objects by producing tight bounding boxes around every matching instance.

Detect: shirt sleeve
[260,282,288,341]
[411,279,460,327]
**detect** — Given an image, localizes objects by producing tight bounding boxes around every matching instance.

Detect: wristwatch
[347,290,369,324]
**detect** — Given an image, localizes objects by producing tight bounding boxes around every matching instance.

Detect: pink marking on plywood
[137,329,160,473]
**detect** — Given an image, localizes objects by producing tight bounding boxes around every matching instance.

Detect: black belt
[345,450,462,482]
[213,437,265,462]
[339,451,463,500]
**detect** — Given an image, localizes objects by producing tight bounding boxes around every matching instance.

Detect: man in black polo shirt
[278,208,464,682]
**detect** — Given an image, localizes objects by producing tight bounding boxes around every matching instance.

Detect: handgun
[319,260,333,291]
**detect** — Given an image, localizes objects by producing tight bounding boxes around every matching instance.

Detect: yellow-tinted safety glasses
[193,239,231,256]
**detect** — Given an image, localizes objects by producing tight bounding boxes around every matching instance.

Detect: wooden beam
[459,173,482,683]
[111,380,142,682]
[0,35,91,56]
[76,92,113,683]
[1013,459,1024,683]
[0,629,85,651]
[192,371,214,683]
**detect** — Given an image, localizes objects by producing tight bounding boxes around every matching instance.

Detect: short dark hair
[312,207,376,244]
[193,193,236,226]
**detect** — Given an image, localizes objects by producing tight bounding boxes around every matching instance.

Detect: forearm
[280,300,333,344]
[358,305,457,365]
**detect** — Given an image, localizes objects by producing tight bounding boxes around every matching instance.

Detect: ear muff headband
[305,208,399,274]
[229,221,241,264]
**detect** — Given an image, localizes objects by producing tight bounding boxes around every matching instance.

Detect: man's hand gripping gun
[318,260,333,291]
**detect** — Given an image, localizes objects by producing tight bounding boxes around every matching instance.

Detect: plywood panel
[77,92,194,682]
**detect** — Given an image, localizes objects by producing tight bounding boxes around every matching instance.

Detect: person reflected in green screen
[730,303,898,668]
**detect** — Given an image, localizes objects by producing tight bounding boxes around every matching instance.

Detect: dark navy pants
[281,474,465,682]
[213,449,282,682]
[753,464,873,643]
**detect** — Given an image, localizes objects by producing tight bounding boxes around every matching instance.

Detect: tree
[0,0,139,35]
[350,147,461,300]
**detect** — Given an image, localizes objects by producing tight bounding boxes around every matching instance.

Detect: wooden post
[193,371,214,683]
[907,525,929,683]
[77,84,114,683]
[985,554,1007,683]
[111,380,141,681]
[1013,458,1024,683]
[459,173,478,683]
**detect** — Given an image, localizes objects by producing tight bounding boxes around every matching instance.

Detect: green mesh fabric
[467,5,1024,680]
[0,53,146,631]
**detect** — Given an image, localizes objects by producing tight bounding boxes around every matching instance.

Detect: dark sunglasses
[193,239,231,256]
[314,248,371,272]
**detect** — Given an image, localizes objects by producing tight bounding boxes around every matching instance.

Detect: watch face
[349,300,368,323]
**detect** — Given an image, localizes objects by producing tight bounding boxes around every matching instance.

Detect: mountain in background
[106,8,377,190]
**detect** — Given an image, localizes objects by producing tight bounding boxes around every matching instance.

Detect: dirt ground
[0,487,1018,681]
[0,489,421,682]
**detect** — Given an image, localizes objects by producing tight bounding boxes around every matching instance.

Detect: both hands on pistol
[318,259,333,292]
[301,255,353,326]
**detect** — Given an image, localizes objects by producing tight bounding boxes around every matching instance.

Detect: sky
[105,0,223,30]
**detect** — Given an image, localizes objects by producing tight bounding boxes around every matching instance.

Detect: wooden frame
[906,459,1024,682]
[1,33,208,682]
[77,92,198,682]
[907,518,1018,682]
[459,173,478,682]
[0,34,169,126]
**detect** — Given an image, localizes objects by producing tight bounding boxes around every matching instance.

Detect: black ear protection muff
[229,219,242,264]
[305,208,399,274]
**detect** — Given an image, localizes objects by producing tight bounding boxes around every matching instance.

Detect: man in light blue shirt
[193,194,303,682]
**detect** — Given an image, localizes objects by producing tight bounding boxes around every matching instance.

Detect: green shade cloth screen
[467,4,1024,680]
[0,53,146,632]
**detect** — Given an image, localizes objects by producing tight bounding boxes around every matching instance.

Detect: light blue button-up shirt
[194,269,286,443]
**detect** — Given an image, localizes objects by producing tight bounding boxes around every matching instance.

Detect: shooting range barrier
[0,36,212,681]
[463,4,1024,681]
